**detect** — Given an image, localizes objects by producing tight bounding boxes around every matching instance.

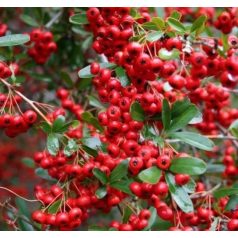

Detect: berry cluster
[27,29,57,64]
[110,209,151,231]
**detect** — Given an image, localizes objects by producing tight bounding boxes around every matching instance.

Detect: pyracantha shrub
[1,7,238,231]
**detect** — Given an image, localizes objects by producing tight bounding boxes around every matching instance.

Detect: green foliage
[130,101,145,122]
[170,157,207,175]
[0,34,30,47]
[138,166,162,184]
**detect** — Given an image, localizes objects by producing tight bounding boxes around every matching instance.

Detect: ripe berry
[156,155,171,170]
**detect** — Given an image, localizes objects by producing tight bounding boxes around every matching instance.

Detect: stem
[0,78,52,125]
[0,186,43,204]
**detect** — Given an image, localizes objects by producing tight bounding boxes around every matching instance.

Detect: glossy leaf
[167,17,186,33]
[146,31,163,42]
[169,131,214,151]
[159,48,180,60]
[165,173,193,213]
[130,101,145,122]
[109,160,129,183]
[110,179,133,195]
[190,15,207,34]
[0,34,30,47]
[64,139,78,157]
[48,200,61,214]
[69,13,89,25]
[168,104,199,132]
[138,166,162,184]
[229,119,238,138]
[115,67,130,87]
[20,14,39,27]
[22,157,35,168]
[47,133,59,156]
[213,188,238,199]
[93,168,108,184]
[95,186,107,199]
[81,111,104,132]
[88,95,106,109]
[170,157,207,175]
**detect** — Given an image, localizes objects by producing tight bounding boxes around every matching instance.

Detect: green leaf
[182,178,196,193]
[78,78,92,90]
[15,198,30,218]
[169,131,214,151]
[171,99,190,118]
[0,34,30,47]
[78,63,116,79]
[162,99,171,131]
[168,104,199,132]
[130,101,145,122]
[48,200,61,214]
[110,179,133,195]
[47,133,59,156]
[130,8,141,19]
[229,119,238,138]
[142,22,160,31]
[213,188,238,199]
[206,164,225,173]
[69,13,89,25]
[146,31,163,42]
[81,145,98,157]
[20,14,39,27]
[52,116,66,133]
[138,166,162,184]
[167,17,186,33]
[165,173,193,213]
[88,95,106,109]
[190,15,207,34]
[170,11,182,20]
[170,157,207,175]
[143,207,157,231]
[158,48,180,60]
[35,168,56,182]
[95,186,107,199]
[64,139,78,157]
[60,71,74,88]
[115,66,130,87]
[81,111,104,132]
[40,121,52,134]
[122,206,133,223]
[81,137,102,150]
[152,17,165,30]
[93,168,108,184]
[225,195,238,211]
[22,157,35,168]
[109,160,129,183]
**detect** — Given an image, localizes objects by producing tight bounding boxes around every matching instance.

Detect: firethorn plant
[1,7,238,231]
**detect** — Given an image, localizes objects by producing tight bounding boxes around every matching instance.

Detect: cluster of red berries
[0,90,37,137]
[222,141,238,177]
[56,88,83,121]
[0,22,7,36]
[27,29,57,64]
[214,9,238,34]
[110,209,151,231]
